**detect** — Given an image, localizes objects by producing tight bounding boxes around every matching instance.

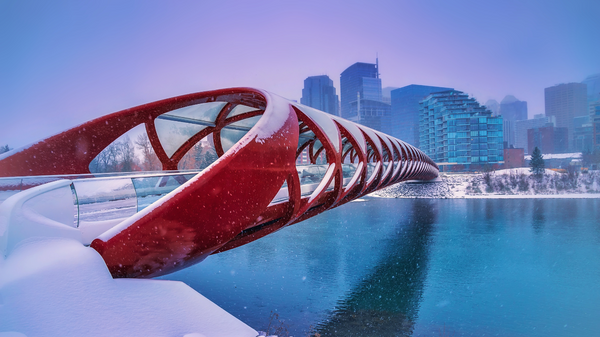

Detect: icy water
[159,198,600,337]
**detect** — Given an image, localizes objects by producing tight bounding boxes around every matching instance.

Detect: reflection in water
[559,199,579,225]
[532,199,545,234]
[315,199,438,336]
[485,199,495,221]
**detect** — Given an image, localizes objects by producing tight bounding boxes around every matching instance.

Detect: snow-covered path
[0,239,257,337]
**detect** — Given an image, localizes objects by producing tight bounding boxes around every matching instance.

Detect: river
[159,197,600,337]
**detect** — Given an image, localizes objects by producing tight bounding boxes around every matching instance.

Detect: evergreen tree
[529,146,545,176]
[0,145,10,154]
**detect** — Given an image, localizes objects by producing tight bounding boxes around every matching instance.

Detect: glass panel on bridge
[342,140,352,156]
[73,178,137,225]
[296,129,316,161]
[367,162,377,179]
[297,137,312,153]
[132,174,196,212]
[89,124,156,173]
[164,102,227,123]
[227,104,261,118]
[297,164,328,197]
[341,164,358,187]
[299,130,315,139]
[155,118,206,158]
[269,163,339,205]
[177,136,218,170]
[311,140,323,159]
[226,115,262,130]
[220,128,247,153]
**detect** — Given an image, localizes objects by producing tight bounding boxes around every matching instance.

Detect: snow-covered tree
[529,146,545,176]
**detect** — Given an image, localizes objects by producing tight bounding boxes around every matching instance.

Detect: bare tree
[119,136,136,172]
[135,133,161,171]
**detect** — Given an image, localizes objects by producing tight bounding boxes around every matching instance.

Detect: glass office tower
[340,61,390,131]
[300,75,339,116]
[545,83,588,150]
[592,101,600,151]
[499,95,528,148]
[389,84,453,147]
[419,90,503,170]
[514,115,555,153]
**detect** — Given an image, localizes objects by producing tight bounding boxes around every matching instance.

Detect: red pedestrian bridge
[0,88,438,278]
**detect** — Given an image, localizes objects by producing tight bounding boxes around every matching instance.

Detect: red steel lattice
[0,88,438,278]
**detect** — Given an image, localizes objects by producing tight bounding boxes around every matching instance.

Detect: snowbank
[0,238,257,337]
[373,169,600,199]
[493,167,560,176]
[524,152,581,160]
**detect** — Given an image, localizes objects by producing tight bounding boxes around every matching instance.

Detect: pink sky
[1,0,599,148]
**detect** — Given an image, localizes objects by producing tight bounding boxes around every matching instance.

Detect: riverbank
[373,168,600,199]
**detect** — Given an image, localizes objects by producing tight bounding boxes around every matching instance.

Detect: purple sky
[1,0,599,149]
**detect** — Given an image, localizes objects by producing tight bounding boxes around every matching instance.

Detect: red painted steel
[0,88,438,278]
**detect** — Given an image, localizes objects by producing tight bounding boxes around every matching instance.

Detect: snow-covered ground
[373,169,600,199]
[0,238,258,337]
[523,152,581,160]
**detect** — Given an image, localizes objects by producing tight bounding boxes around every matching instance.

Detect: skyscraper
[499,95,528,148]
[300,75,339,116]
[527,125,569,154]
[389,84,453,147]
[499,95,528,121]
[484,99,500,116]
[573,115,594,152]
[514,115,555,153]
[582,74,600,105]
[545,83,588,150]
[419,90,503,171]
[381,87,399,104]
[590,100,600,151]
[340,61,390,131]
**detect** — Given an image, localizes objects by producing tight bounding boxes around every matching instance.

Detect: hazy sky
[1,0,599,148]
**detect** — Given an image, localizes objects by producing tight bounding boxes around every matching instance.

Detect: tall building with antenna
[340,58,390,131]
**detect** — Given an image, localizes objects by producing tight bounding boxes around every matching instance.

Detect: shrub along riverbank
[373,168,600,198]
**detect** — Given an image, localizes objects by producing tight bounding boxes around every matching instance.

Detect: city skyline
[1,0,599,149]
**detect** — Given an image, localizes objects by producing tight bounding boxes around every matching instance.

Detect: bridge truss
[0,88,438,278]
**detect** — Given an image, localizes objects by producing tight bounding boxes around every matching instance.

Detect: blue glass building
[300,75,339,116]
[593,101,600,151]
[340,61,390,131]
[388,84,453,147]
[419,90,504,170]
[498,95,528,148]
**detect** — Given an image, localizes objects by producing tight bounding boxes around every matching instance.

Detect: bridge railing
[0,162,368,237]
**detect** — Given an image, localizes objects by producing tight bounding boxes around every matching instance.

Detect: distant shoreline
[372,169,600,199]
[371,193,600,199]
